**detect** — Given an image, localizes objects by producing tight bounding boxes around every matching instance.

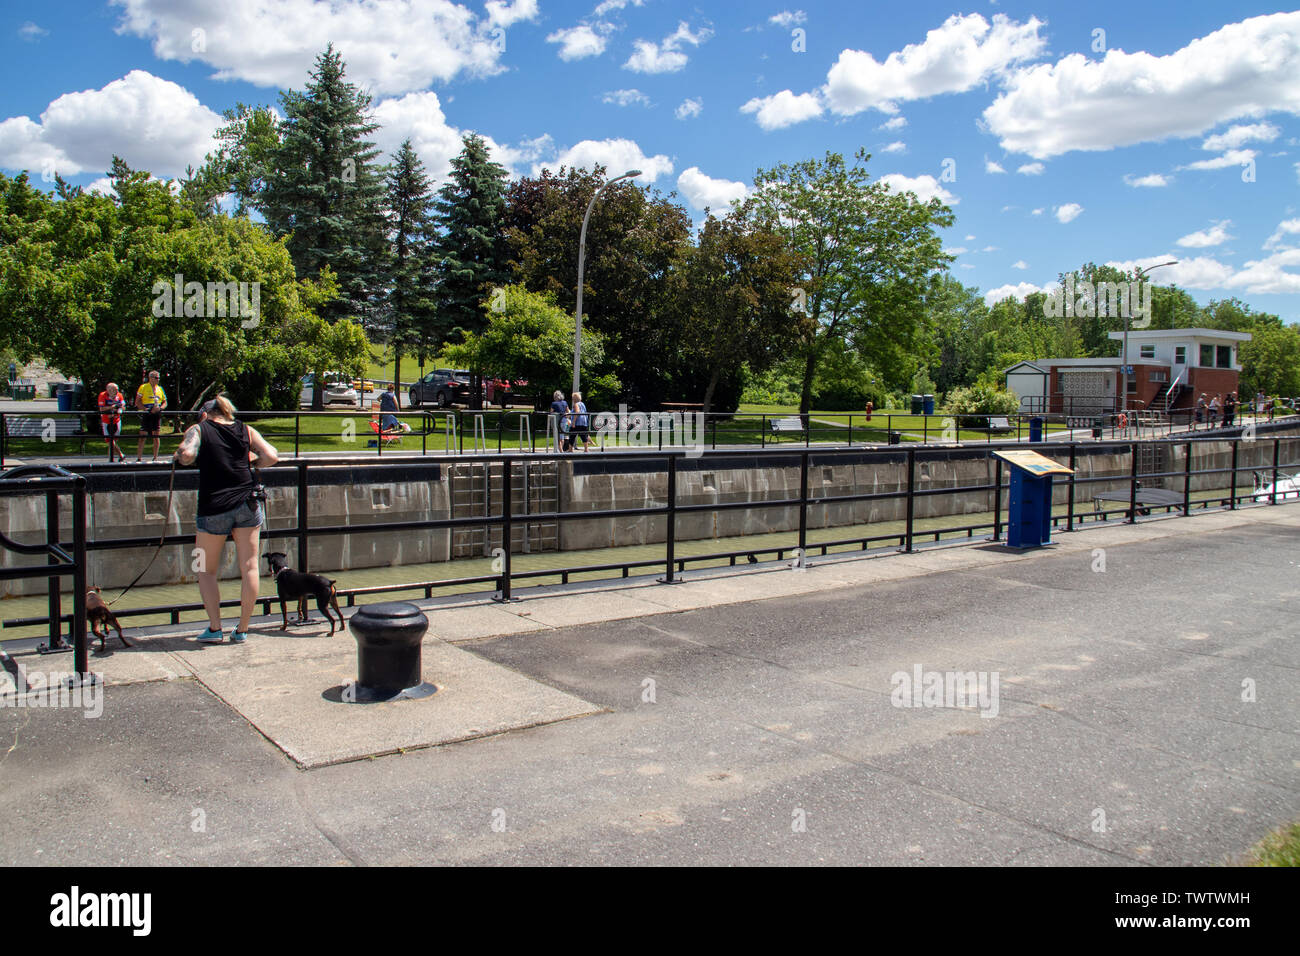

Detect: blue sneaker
[197,627,223,644]
[229,630,248,644]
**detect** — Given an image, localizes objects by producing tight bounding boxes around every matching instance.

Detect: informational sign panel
[993,449,1075,476]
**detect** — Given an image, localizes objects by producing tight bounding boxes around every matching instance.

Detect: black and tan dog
[87,586,131,651]
[263,552,344,635]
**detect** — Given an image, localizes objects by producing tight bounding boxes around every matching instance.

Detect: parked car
[410,369,472,407]
[299,373,360,407]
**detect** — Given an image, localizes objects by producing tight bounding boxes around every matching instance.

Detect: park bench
[987,416,1014,432]
[769,416,805,435]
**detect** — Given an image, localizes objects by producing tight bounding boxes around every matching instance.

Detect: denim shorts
[195,500,264,536]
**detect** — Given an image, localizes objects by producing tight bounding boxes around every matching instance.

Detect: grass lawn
[1247,820,1300,866]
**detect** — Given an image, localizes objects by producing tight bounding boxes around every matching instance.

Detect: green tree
[744,149,954,414]
[384,139,438,402]
[432,134,510,343]
[182,103,281,218]
[505,165,694,407]
[442,284,619,407]
[682,211,803,412]
[261,45,389,337]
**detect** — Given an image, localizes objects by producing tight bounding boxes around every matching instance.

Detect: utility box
[994,449,1074,549]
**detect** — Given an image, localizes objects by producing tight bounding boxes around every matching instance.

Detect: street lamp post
[1121,260,1178,412]
[573,169,641,397]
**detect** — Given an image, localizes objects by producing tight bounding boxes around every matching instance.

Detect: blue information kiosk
[994,449,1075,549]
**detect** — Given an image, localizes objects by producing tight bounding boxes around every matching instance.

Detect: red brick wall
[1188,367,1241,402]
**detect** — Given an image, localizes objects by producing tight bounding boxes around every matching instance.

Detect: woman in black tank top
[177,396,279,644]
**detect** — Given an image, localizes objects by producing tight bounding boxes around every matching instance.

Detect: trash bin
[1091,417,1103,440]
[923,394,935,416]
[888,431,902,445]
[910,394,923,415]
[1029,417,1044,442]
[1007,468,1054,548]
[47,383,61,398]
[56,386,73,412]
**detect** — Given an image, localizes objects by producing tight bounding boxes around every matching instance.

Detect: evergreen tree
[262,45,388,333]
[431,134,510,346]
[384,139,438,400]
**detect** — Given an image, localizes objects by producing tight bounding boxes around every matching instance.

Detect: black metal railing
[0,464,89,674]
[3,431,1298,641]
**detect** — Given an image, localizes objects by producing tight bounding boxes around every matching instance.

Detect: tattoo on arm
[177,426,201,464]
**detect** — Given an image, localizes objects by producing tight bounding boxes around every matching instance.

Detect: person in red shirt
[97,382,126,462]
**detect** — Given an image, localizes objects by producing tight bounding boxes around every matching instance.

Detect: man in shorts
[135,370,168,462]
[97,382,126,462]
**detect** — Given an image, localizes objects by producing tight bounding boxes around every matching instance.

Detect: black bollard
[346,601,437,702]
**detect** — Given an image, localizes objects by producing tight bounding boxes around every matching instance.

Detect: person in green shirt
[135,370,168,462]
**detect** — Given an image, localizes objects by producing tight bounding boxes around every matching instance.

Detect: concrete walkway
[1,504,1296,865]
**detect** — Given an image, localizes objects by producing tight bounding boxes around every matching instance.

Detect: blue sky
[3,1,1299,321]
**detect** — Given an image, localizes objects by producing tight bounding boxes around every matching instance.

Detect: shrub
[942,384,1021,428]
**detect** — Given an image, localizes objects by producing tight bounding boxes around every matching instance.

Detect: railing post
[1183,440,1192,516]
[761,415,766,448]
[659,454,678,583]
[72,474,88,680]
[1271,437,1280,505]
[46,488,64,649]
[1128,442,1139,523]
[1066,443,1076,531]
[495,458,513,601]
[901,446,916,553]
[1229,439,1239,510]
[991,454,1002,541]
[294,412,300,458]
[296,459,309,572]
[798,450,809,560]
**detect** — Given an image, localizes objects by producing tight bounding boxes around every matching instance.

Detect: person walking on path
[1209,394,1221,427]
[176,396,279,645]
[1224,392,1236,428]
[134,370,167,462]
[97,382,126,462]
[570,391,594,451]
[550,390,573,452]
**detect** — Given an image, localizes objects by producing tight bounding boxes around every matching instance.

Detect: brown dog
[86,586,131,651]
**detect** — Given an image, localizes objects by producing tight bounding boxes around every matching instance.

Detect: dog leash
[107,457,177,607]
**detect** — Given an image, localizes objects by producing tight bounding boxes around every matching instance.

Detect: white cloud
[1016,161,1044,175]
[984,12,1300,159]
[537,138,672,182]
[878,172,958,205]
[18,21,48,41]
[547,23,610,61]
[985,158,1006,173]
[984,281,1050,305]
[882,141,906,153]
[593,0,643,15]
[624,20,712,73]
[946,246,969,255]
[1179,148,1255,171]
[677,167,748,210]
[1105,254,1236,290]
[1201,122,1280,152]
[603,88,650,107]
[965,234,976,241]
[878,116,908,131]
[1176,220,1233,248]
[84,177,115,196]
[1054,203,1083,223]
[740,90,823,130]
[675,97,703,120]
[1124,172,1169,187]
[112,0,510,96]
[1224,249,1300,293]
[1031,207,1043,215]
[484,0,538,29]
[980,245,998,253]
[824,13,1046,116]
[1265,217,1300,249]
[769,11,806,29]
[1011,260,1028,270]
[0,70,221,179]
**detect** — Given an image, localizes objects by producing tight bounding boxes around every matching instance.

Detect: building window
[1139,344,1155,359]
[1217,345,1232,369]
[1175,346,1186,365]
[1150,371,1168,383]
[1200,344,1214,367]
